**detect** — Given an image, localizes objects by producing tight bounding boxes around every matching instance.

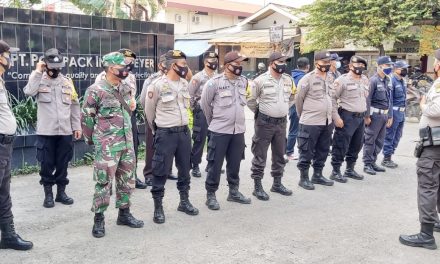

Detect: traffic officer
[0,40,33,251]
[145,50,199,224]
[363,56,394,175]
[399,49,440,250]
[82,52,144,238]
[95,49,147,189]
[140,54,167,186]
[247,51,294,200]
[23,48,81,208]
[382,60,410,168]
[330,56,369,183]
[295,51,335,190]
[200,51,252,210]
[188,51,218,178]
[329,53,343,80]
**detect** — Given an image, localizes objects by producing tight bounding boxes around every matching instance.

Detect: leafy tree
[296,0,437,55]
[3,0,41,8]
[70,0,166,20]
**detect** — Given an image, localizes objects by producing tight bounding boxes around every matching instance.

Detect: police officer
[140,54,167,186]
[329,53,343,80]
[363,56,394,175]
[330,56,369,183]
[201,51,252,210]
[0,40,33,251]
[145,50,199,224]
[382,60,410,168]
[247,51,294,200]
[95,49,147,189]
[188,51,219,178]
[295,51,335,190]
[23,48,81,208]
[82,52,144,238]
[399,49,440,250]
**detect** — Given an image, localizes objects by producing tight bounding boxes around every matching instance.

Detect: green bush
[9,94,37,135]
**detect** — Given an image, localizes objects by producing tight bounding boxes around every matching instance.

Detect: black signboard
[0,7,174,99]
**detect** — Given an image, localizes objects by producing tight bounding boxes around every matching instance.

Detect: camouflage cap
[102,52,126,67]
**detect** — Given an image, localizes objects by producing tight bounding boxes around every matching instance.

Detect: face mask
[272,63,286,74]
[351,66,364,76]
[336,61,341,69]
[0,57,11,70]
[228,64,243,76]
[400,68,408,77]
[113,67,129,80]
[126,63,134,72]
[206,61,218,71]
[47,68,60,78]
[382,67,392,75]
[317,64,330,73]
[173,64,189,79]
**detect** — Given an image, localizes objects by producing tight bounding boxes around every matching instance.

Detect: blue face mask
[382,67,393,75]
[336,61,341,69]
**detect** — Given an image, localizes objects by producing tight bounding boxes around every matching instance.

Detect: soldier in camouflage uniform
[81,52,144,238]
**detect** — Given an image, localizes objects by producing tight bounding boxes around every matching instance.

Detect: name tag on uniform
[219,90,232,97]
[162,94,175,102]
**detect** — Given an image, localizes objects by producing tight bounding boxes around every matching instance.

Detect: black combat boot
[145,178,152,186]
[434,222,440,232]
[330,168,347,183]
[271,177,292,196]
[371,163,386,172]
[227,186,251,204]
[298,169,314,190]
[253,178,269,201]
[167,173,178,180]
[363,164,376,175]
[344,163,364,180]
[381,156,398,168]
[311,169,334,186]
[92,213,105,238]
[191,165,202,178]
[0,221,33,250]
[399,223,437,250]
[43,185,55,208]
[135,177,147,189]
[177,191,199,215]
[206,192,220,210]
[153,197,165,224]
[117,208,144,228]
[55,185,74,205]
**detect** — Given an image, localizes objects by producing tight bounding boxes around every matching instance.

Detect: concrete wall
[249,13,293,30]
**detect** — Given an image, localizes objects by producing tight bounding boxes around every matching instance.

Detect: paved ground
[3,111,440,263]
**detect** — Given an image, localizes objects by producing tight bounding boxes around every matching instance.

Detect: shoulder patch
[148,91,154,98]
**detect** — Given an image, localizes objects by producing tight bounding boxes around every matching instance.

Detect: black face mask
[113,67,129,80]
[400,68,408,77]
[351,66,365,76]
[173,64,189,79]
[317,64,331,73]
[206,61,218,71]
[0,57,11,71]
[228,64,243,76]
[126,63,134,72]
[272,63,286,74]
[47,68,60,78]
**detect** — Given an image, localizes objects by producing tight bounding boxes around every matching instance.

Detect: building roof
[208,28,300,44]
[166,0,262,17]
[237,3,299,27]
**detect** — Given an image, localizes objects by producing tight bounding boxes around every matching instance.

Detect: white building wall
[251,13,292,29]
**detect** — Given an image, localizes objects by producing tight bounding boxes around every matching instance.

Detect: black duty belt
[157,126,188,133]
[0,134,15,144]
[339,108,365,118]
[258,112,287,125]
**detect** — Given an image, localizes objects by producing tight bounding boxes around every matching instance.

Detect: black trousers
[150,127,191,198]
[331,110,365,170]
[142,123,154,180]
[205,132,245,192]
[131,111,140,178]
[251,117,286,179]
[417,146,440,224]
[191,109,208,167]
[297,123,334,171]
[36,135,73,186]
[0,141,14,224]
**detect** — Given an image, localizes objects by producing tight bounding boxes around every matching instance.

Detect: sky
[227,0,315,8]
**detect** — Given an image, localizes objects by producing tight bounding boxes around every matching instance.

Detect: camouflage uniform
[82,66,135,214]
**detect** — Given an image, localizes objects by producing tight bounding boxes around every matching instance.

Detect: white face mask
[336,61,341,69]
